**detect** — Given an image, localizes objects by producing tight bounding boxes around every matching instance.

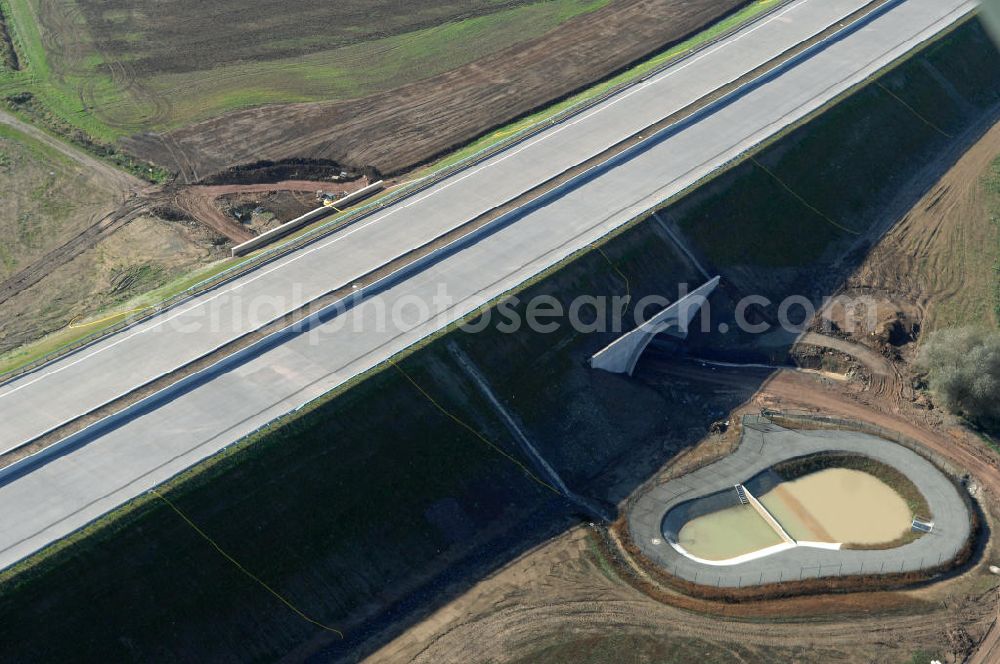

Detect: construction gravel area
[171,179,368,244]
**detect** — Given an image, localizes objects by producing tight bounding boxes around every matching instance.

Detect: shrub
[917,327,1000,424]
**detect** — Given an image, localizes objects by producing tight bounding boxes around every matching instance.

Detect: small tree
[917,327,1000,425]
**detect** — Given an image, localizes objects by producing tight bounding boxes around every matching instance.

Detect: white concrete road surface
[0,0,877,452]
[0,0,976,570]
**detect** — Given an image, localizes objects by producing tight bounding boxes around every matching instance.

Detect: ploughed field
[10,0,748,178]
[81,0,568,76]
[677,469,913,561]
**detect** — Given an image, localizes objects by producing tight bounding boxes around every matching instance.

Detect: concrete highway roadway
[0,0,878,452]
[0,0,976,569]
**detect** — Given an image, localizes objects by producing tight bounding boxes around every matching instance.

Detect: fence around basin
[636,410,979,588]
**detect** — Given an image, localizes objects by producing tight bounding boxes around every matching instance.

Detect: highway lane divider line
[151,489,344,638]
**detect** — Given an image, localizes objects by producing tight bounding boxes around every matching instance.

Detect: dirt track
[0,110,143,193]
[122,0,746,180]
[171,179,367,243]
[0,200,151,306]
[370,522,991,662]
[846,117,1000,332]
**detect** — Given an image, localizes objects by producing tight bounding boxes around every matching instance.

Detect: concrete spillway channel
[447,342,613,522]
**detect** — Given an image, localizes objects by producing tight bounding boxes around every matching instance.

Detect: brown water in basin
[759,468,911,545]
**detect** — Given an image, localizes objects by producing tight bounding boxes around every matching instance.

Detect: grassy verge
[0,0,18,70]
[0,0,169,181]
[0,256,241,375]
[0,0,129,142]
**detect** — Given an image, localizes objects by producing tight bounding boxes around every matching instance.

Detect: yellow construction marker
[593,243,632,314]
[749,156,861,236]
[68,306,151,329]
[151,489,344,638]
[875,80,952,139]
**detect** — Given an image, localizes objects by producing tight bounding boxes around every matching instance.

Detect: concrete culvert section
[629,417,971,587]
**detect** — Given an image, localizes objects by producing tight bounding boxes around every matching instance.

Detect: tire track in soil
[36,0,173,143]
[122,0,751,178]
[0,200,151,306]
[171,178,368,243]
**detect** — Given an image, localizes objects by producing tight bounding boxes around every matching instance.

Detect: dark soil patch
[200,159,365,186]
[78,0,545,76]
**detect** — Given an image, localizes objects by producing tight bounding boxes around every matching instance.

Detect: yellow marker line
[875,80,952,139]
[594,244,632,313]
[391,362,561,496]
[151,489,344,639]
[749,157,861,236]
[490,125,527,140]
[68,306,151,329]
